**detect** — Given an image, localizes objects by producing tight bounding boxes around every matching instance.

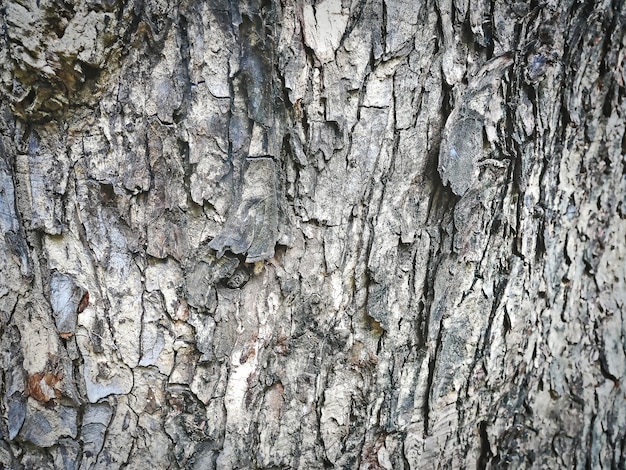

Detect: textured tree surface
[1,0,625,468]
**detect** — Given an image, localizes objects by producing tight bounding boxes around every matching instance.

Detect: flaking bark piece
[184,252,238,309]
[209,157,281,263]
[438,54,513,196]
[438,112,484,196]
[50,271,86,338]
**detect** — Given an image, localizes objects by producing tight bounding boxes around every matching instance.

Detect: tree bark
[1,0,625,468]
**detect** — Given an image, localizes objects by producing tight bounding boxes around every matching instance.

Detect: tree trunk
[1,0,625,468]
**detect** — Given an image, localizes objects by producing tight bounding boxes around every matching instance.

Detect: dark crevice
[80,62,101,81]
[484,0,495,59]
[460,11,474,47]
[563,233,571,264]
[597,346,620,387]
[381,0,387,56]
[477,421,492,469]
[585,413,596,470]
[173,13,192,124]
[423,310,445,434]
[534,222,546,261]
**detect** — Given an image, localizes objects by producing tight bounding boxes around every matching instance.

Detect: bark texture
[1,0,625,468]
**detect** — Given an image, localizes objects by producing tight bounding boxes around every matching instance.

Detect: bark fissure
[1,0,625,468]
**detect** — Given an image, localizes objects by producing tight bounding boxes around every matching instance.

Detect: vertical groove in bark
[0,0,625,468]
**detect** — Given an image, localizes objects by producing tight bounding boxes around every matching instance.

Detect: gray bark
[1,0,625,468]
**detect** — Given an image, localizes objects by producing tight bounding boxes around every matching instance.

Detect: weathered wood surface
[1,0,625,468]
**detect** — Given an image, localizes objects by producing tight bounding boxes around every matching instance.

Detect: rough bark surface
[1,0,625,468]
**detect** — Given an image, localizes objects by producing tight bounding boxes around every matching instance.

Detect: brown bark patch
[26,371,63,403]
